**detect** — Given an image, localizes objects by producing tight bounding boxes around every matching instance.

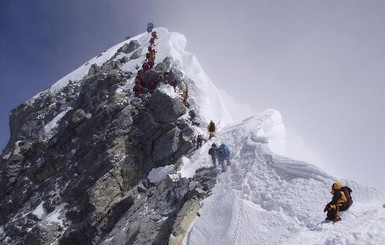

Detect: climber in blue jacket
[217,143,231,172]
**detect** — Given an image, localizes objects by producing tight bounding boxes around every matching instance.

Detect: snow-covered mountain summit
[33,27,232,130]
[1,27,385,245]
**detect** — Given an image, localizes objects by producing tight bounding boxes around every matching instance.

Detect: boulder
[169,199,200,245]
[117,40,140,54]
[152,127,181,162]
[147,90,186,123]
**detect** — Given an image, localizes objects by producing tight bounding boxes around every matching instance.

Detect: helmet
[332,182,343,191]
[212,143,217,148]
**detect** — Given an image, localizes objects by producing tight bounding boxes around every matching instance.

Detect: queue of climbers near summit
[134,23,355,223]
[134,24,232,173]
[132,22,190,109]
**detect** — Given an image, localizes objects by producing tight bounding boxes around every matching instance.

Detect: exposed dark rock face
[117,40,140,54]
[100,168,218,245]
[0,40,217,245]
[147,90,187,123]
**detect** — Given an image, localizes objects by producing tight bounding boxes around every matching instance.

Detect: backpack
[219,144,231,157]
[208,147,217,156]
[208,122,215,132]
[341,186,353,206]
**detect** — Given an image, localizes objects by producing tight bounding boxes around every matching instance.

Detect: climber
[324,182,353,222]
[207,120,216,139]
[217,143,231,172]
[208,143,218,168]
[148,60,155,69]
[189,110,200,126]
[142,62,151,73]
[189,110,196,122]
[136,70,143,82]
[151,31,158,39]
[133,80,143,97]
[149,37,156,46]
[147,22,154,33]
[146,52,151,60]
[196,135,203,149]
[149,48,156,62]
[181,90,190,107]
[145,53,155,68]
[150,49,156,62]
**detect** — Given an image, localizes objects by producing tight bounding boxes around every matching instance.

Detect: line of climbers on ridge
[80,23,359,228]
[193,122,232,173]
[133,23,190,108]
[137,24,233,180]
[132,26,158,97]
[194,119,232,173]
[199,118,353,222]
[208,143,231,172]
[194,120,216,149]
[194,120,217,150]
[139,24,354,224]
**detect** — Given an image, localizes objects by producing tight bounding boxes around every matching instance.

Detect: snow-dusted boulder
[147,89,187,123]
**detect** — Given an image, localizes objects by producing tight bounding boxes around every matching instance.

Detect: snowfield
[181,112,385,245]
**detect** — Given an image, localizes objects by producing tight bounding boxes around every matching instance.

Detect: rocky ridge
[0,31,218,244]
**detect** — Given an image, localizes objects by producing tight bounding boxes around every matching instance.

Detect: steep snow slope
[181,111,385,245]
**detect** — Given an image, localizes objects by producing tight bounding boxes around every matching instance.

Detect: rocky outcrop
[100,168,218,245]
[117,40,140,54]
[0,39,217,245]
[169,199,200,245]
[147,90,187,123]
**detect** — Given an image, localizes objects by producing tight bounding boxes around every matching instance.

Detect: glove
[323,205,330,212]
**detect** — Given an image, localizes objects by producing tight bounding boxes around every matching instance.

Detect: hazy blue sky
[1,1,385,190]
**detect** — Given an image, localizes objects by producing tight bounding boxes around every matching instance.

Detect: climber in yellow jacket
[207,120,216,139]
[324,181,353,221]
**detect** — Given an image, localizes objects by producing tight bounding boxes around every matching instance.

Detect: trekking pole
[217,120,221,128]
